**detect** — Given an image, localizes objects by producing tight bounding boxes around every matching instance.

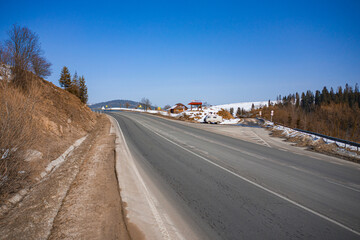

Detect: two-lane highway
[109,111,360,239]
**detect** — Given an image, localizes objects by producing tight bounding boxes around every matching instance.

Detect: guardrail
[91,109,104,114]
[258,117,360,151]
[293,128,360,151]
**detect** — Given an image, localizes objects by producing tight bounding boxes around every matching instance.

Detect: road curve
[109,111,360,240]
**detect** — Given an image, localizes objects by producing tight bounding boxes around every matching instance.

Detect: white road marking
[327,180,360,193]
[137,119,268,161]
[131,114,360,195]
[111,116,172,240]
[138,121,360,237]
[251,130,271,147]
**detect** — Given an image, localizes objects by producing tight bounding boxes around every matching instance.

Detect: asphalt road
[109,111,360,240]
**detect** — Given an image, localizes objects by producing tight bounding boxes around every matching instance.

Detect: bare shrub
[178,113,191,121]
[217,109,234,120]
[140,97,151,110]
[0,80,39,201]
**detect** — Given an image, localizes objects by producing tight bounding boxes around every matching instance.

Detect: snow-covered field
[103,100,276,124]
[212,101,276,112]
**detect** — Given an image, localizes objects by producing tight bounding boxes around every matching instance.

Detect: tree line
[258,83,360,143]
[59,66,88,104]
[277,83,360,112]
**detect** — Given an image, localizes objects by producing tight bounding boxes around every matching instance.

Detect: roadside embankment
[0,76,96,203]
[0,115,130,239]
[1,74,131,239]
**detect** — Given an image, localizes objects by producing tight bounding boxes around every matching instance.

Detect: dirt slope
[0,77,130,239]
[0,116,130,239]
[30,79,97,178]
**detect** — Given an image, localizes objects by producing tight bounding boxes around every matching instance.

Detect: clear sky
[1,0,359,107]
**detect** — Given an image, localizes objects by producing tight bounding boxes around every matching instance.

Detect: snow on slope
[0,64,12,81]
[212,101,276,111]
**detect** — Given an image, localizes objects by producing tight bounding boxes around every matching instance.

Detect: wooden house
[169,103,188,113]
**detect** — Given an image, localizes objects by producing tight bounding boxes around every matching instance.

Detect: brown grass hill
[0,74,96,202]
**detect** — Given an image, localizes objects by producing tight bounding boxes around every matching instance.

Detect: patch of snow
[221,119,240,125]
[1,149,10,160]
[213,101,276,112]
[8,189,28,205]
[270,123,360,153]
[24,150,43,162]
[0,64,12,81]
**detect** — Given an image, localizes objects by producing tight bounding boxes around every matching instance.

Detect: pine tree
[69,71,80,97]
[321,87,330,104]
[337,86,343,104]
[315,90,321,106]
[230,107,234,116]
[300,92,306,109]
[79,75,88,104]
[355,83,360,108]
[236,107,241,117]
[59,66,71,89]
[330,87,336,102]
[305,90,314,112]
[344,83,350,105]
[295,92,300,108]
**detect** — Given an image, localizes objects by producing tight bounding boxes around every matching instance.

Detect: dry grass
[0,81,39,201]
[0,69,96,204]
[217,109,234,120]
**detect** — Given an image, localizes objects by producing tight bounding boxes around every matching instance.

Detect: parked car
[204,114,223,124]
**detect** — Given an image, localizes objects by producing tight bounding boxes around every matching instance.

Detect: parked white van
[204,114,223,124]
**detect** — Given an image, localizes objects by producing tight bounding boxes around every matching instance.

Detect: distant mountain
[90,99,141,109]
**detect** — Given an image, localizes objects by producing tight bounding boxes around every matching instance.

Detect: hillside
[0,71,134,239]
[0,75,97,201]
[90,99,141,109]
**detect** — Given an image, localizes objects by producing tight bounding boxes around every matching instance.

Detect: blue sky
[1,0,359,106]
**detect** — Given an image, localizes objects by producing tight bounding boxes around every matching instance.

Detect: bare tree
[4,24,51,89]
[163,104,171,110]
[0,43,10,65]
[125,102,130,108]
[140,97,151,111]
[31,54,51,78]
